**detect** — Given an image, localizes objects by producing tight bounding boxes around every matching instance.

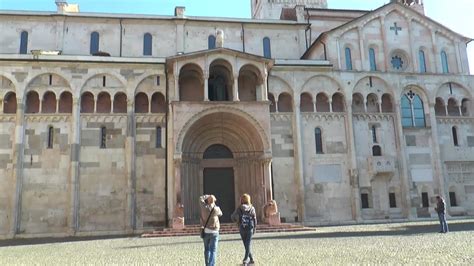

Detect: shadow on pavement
[1,221,473,248]
[0,234,137,247]
[253,220,474,241]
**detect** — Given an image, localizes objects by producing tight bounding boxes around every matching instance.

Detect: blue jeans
[203,232,219,266]
[438,212,449,233]
[239,227,254,263]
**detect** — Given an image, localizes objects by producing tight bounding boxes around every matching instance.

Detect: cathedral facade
[0,0,473,238]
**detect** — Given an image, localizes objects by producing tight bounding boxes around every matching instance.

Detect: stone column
[345,100,361,221]
[262,69,268,101]
[233,72,240,101]
[262,157,280,225]
[56,97,60,113]
[378,100,382,113]
[124,100,136,232]
[171,157,185,229]
[408,21,417,72]
[393,102,415,219]
[11,98,25,236]
[358,27,366,71]
[428,104,445,198]
[379,16,389,71]
[329,99,333,113]
[431,31,439,72]
[292,99,305,222]
[204,72,209,101]
[69,98,81,233]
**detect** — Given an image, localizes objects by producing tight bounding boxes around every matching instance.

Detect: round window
[390,51,409,71]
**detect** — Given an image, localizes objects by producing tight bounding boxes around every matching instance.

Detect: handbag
[201,206,215,238]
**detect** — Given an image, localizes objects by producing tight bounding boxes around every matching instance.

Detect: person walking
[435,195,449,233]
[200,194,223,266]
[231,193,257,265]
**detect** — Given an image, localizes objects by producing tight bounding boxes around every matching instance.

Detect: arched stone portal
[177,111,272,225]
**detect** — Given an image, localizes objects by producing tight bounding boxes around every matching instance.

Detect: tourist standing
[435,195,449,233]
[200,194,223,266]
[231,194,257,265]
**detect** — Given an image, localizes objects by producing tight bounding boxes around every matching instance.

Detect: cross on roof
[390,22,402,35]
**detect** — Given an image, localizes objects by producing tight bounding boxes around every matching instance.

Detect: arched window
[300,93,314,112]
[47,126,54,149]
[401,91,425,128]
[381,94,393,113]
[447,98,459,116]
[42,91,57,113]
[3,92,17,114]
[268,93,276,113]
[96,92,111,113]
[59,92,73,113]
[419,50,427,73]
[156,126,162,148]
[143,33,152,56]
[461,99,470,116]
[369,48,377,71]
[452,126,459,146]
[100,126,106,149]
[435,98,446,116]
[315,128,323,154]
[151,92,166,113]
[25,91,40,113]
[371,125,377,143]
[316,93,330,112]
[113,93,127,113]
[441,51,449,73]
[203,144,233,159]
[345,47,352,70]
[20,31,28,54]
[208,35,216,49]
[372,145,382,156]
[135,93,149,113]
[277,93,292,112]
[80,92,94,113]
[90,31,100,55]
[263,37,271,58]
[332,93,345,112]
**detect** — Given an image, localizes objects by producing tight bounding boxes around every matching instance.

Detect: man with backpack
[231,193,257,265]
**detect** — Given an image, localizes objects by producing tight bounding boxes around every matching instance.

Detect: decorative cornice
[353,113,395,122]
[270,113,293,122]
[436,116,474,125]
[301,112,346,122]
[135,114,166,124]
[80,114,127,123]
[25,114,70,122]
[0,115,16,122]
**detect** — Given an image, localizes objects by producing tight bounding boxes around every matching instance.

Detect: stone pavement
[1,219,473,265]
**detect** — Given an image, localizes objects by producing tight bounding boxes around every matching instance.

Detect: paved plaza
[1,219,473,265]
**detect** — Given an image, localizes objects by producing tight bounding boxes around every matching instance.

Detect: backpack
[240,210,254,229]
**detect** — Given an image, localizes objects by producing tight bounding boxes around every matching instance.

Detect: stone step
[142,223,314,238]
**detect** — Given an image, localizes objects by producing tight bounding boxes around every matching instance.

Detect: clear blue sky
[1,0,472,73]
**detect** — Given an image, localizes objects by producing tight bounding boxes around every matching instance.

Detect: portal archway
[177,111,271,224]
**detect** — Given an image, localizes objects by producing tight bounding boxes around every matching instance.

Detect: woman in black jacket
[231,193,257,265]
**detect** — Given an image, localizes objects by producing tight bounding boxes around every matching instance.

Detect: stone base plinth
[172,217,185,229]
[266,212,281,225]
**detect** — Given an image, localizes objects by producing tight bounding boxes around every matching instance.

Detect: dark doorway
[203,168,235,223]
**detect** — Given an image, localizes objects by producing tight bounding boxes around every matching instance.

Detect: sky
[0,0,472,73]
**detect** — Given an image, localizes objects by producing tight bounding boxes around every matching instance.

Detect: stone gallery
[0,0,473,238]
